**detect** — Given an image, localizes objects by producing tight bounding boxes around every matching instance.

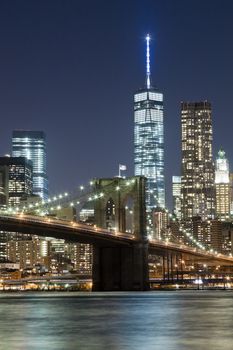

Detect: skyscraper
[134,34,165,210]
[0,156,33,260]
[181,101,215,221]
[172,176,182,220]
[0,156,33,206]
[215,149,230,220]
[12,131,48,200]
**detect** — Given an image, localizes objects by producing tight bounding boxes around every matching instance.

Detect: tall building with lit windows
[181,101,215,221]
[0,156,33,206]
[215,149,230,220]
[12,131,48,199]
[134,35,165,210]
[172,176,182,220]
[0,156,33,260]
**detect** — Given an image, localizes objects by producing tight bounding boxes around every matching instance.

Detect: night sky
[0,0,233,208]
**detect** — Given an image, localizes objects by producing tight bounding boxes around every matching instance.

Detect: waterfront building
[73,243,92,275]
[172,176,182,220]
[47,239,92,275]
[0,263,21,281]
[12,130,48,199]
[7,238,41,270]
[47,206,77,272]
[215,149,230,220]
[181,101,215,221]
[39,239,51,270]
[6,236,50,272]
[134,34,165,210]
[46,206,92,275]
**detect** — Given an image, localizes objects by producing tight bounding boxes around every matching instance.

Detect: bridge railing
[149,237,233,261]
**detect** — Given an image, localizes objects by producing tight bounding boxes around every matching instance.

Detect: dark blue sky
[0,0,233,208]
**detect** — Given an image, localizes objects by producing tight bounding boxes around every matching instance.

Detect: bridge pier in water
[92,242,149,291]
[92,176,149,291]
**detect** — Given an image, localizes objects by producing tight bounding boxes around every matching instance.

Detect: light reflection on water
[0,291,232,350]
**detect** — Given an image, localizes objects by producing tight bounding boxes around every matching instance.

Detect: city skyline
[0,1,233,209]
[0,3,232,349]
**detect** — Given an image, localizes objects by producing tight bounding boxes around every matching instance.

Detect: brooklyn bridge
[1,176,233,291]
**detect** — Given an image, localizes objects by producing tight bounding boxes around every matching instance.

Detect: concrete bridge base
[92,242,149,291]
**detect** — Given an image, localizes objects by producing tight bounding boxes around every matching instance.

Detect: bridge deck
[0,213,233,264]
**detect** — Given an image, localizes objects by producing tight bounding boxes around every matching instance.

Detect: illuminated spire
[146,34,151,89]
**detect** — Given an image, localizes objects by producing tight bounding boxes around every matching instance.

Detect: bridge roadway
[0,213,233,265]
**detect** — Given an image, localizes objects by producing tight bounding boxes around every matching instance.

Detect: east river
[0,291,232,350]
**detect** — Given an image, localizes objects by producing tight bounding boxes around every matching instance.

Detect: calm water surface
[0,291,232,350]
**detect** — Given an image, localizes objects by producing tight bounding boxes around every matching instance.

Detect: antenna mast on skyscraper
[146,34,151,89]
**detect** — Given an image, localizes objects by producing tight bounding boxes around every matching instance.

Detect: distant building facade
[12,130,48,199]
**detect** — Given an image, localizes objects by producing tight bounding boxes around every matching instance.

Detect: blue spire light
[146,34,151,89]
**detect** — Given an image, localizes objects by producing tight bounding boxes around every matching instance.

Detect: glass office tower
[134,35,165,210]
[12,131,48,200]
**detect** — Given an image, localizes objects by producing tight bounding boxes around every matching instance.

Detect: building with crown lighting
[12,131,48,200]
[215,149,230,220]
[181,101,215,221]
[134,35,165,210]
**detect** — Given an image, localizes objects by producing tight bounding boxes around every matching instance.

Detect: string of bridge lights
[4,178,137,214]
[148,212,222,256]
[178,227,223,256]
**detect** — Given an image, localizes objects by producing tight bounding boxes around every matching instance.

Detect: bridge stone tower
[92,176,149,291]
